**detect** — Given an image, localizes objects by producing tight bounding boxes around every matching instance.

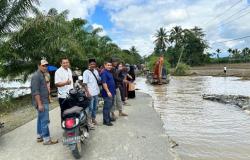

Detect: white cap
[41,59,48,65]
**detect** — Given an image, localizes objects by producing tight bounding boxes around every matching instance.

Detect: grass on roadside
[0,94,32,115]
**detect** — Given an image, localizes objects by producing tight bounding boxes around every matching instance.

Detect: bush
[173,63,190,76]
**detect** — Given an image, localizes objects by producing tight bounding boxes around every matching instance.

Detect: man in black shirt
[110,58,128,119]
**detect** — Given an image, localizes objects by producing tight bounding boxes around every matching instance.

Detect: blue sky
[40,0,250,56]
[88,5,113,30]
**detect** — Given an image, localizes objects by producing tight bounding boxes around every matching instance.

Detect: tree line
[146,26,210,69]
[146,25,250,70]
[0,0,143,80]
[212,48,250,63]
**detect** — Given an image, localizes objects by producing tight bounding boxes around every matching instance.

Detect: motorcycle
[61,86,90,159]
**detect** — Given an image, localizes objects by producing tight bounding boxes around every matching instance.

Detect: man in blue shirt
[101,61,116,126]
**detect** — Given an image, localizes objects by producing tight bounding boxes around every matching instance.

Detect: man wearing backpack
[83,59,101,126]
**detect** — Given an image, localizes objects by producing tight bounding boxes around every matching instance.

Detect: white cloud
[102,0,250,56]
[39,0,99,19]
[224,40,245,48]
[92,23,107,36]
[38,0,250,56]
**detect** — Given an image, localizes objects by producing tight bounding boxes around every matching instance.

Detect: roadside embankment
[203,94,250,111]
[190,63,250,77]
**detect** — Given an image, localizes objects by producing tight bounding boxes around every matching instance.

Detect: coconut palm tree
[191,26,205,38]
[216,49,221,59]
[154,27,168,53]
[0,0,39,35]
[129,46,142,64]
[241,47,250,62]
[130,46,139,55]
[169,26,183,46]
[0,8,86,79]
[228,48,232,56]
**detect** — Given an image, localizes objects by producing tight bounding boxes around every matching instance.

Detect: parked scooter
[61,84,90,159]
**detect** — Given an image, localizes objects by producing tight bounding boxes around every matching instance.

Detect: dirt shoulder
[0,97,58,136]
[190,63,250,77]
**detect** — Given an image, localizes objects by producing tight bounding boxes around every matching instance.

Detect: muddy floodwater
[136,76,250,160]
[0,79,30,98]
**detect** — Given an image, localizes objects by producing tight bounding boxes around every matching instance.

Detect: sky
[39,0,250,57]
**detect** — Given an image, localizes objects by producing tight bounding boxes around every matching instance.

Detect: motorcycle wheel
[72,129,83,159]
[72,141,83,159]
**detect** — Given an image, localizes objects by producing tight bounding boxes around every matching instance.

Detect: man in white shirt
[224,66,227,74]
[82,59,100,125]
[55,57,74,120]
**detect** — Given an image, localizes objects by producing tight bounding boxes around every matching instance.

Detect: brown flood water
[136,76,250,160]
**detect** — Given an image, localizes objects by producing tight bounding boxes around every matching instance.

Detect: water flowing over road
[136,76,250,160]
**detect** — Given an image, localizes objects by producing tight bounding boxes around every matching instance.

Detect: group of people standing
[99,58,136,126]
[31,57,136,145]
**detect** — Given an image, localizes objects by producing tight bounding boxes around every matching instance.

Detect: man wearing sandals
[31,59,58,145]
[82,59,100,128]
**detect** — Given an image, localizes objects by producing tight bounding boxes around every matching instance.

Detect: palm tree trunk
[175,46,184,69]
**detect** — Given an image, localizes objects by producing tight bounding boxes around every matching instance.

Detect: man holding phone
[55,57,74,120]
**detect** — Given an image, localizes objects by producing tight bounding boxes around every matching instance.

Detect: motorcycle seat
[63,106,83,116]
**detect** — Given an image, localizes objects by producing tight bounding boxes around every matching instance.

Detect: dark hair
[129,65,135,73]
[118,62,124,66]
[128,65,136,80]
[88,58,96,64]
[104,61,112,65]
[110,57,119,63]
[60,57,69,63]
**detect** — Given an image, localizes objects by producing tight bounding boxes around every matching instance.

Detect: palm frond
[0,0,39,34]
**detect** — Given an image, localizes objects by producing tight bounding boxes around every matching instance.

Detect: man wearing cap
[31,59,58,145]
[55,57,74,121]
[82,59,101,126]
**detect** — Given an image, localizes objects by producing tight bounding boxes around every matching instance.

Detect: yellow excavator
[146,55,169,85]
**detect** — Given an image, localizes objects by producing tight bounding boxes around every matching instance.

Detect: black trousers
[58,98,71,120]
[118,84,126,102]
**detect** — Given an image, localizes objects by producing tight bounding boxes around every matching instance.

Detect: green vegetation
[211,47,250,64]
[146,26,209,73]
[0,0,39,35]
[173,63,190,76]
[0,94,31,114]
[0,1,143,80]
[144,54,170,73]
[149,26,250,71]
